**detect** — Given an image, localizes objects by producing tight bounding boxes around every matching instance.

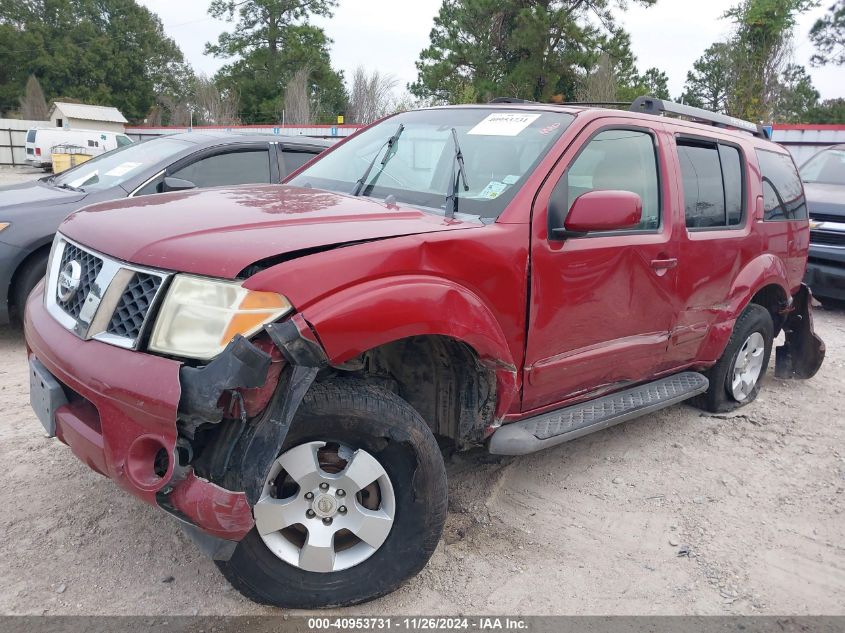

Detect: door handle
[650,258,678,275]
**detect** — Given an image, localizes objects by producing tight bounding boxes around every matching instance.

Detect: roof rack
[630,96,769,139]
[488,97,538,104]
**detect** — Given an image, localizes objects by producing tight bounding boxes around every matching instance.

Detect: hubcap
[253,441,395,573]
[730,331,765,401]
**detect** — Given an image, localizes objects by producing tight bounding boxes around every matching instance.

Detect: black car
[801,144,845,303]
[0,132,330,323]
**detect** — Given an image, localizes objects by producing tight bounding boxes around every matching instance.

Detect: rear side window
[756,149,807,221]
[565,129,660,230]
[172,149,271,188]
[678,139,744,229]
[281,149,316,176]
[26,130,36,143]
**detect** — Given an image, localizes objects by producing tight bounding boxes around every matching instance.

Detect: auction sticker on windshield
[468,112,540,136]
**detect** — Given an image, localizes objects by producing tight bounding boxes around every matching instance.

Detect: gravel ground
[1,309,843,616]
[0,165,45,185]
[0,167,843,616]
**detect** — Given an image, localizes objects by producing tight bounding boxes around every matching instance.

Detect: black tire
[12,252,48,321]
[691,304,774,413]
[217,380,448,608]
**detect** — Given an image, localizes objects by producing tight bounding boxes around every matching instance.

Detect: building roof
[49,102,128,124]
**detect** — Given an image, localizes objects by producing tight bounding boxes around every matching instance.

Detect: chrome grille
[45,235,170,350]
[106,273,162,340]
[810,229,845,247]
[57,243,103,319]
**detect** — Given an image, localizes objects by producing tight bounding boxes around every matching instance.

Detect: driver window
[566,129,660,230]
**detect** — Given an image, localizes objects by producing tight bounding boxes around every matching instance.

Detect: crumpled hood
[805,183,845,218]
[0,180,87,213]
[60,184,480,278]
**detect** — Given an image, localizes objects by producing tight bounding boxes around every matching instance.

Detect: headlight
[0,222,9,233]
[148,274,292,360]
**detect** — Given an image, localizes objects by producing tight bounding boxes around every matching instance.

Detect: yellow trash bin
[51,145,93,174]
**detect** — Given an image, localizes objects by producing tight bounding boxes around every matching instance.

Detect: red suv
[25,97,824,608]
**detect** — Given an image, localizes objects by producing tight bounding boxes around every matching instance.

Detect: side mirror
[162,177,196,193]
[550,190,643,239]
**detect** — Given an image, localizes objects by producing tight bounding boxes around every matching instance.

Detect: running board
[489,372,709,456]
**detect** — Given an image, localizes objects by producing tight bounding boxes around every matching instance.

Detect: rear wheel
[217,380,447,608]
[692,304,774,413]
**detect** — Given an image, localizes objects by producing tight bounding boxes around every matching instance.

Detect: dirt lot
[0,168,843,616]
[0,308,842,616]
[0,165,45,185]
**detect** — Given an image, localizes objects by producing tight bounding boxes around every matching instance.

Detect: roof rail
[630,96,769,139]
[489,97,538,104]
[560,101,631,108]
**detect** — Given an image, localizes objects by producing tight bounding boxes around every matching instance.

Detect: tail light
[35,147,41,156]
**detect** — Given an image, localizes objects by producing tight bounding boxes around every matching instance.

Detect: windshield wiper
[351,123,404,197]
[56,182,83,192]
[444,128,470,219]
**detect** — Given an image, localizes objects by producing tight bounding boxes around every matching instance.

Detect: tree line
[1,0,843,126]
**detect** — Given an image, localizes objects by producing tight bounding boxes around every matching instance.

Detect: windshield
[288,108,574,219]
[50,137,191,192]
[800,148,845,185]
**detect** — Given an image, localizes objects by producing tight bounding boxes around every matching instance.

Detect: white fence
[0,118,48,166]
[771,125,845,165]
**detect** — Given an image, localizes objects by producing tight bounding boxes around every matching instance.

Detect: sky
[138,0,844,101]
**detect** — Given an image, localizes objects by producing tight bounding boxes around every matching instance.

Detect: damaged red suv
[25,98,824,608]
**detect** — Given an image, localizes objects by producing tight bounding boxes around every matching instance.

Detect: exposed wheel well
[9,243,51,316]
[324,335,497,448]
[749,284,788,336]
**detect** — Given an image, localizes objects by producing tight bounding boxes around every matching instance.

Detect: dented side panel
[244,224,528,416]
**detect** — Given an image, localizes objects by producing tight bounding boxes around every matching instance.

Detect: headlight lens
[0,222,9,233]
[148,274,292,360]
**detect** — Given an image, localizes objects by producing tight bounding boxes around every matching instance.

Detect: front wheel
[692,304,774,413]
[217,380,447,608]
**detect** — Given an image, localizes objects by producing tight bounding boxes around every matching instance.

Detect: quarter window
[565,129,660,230]
[756,149,808,221]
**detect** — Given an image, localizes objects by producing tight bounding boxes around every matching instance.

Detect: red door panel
[523,120,679,412]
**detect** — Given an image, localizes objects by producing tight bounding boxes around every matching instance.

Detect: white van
[25,128,133,169]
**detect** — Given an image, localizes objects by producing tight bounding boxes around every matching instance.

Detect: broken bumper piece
[24,294,258,557]
[775,283,826,380]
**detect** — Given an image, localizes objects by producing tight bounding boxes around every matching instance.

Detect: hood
[0,180,88,213]
[60,185,481,278]
[805,182,845,218]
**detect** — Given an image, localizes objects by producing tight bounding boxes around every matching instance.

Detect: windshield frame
[287,106,575,221]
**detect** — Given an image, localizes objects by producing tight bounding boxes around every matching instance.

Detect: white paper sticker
[502,174,520,184]
[468,112,541,136]
[478,181,508,199]
[104,162,142,177]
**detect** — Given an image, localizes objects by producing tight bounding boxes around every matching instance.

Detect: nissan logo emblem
[57,260,82,303]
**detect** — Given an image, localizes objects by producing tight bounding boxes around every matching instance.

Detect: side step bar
[489,372,709,455]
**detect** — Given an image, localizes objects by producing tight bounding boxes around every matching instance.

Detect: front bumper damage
[25,289,328,561]
[775,283,826,380]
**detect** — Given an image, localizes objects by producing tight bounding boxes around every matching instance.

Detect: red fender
[301,275,519,417]
[697,254,792,363]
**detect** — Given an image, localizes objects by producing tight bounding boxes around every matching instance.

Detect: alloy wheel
[253,441,395,573]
